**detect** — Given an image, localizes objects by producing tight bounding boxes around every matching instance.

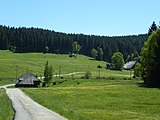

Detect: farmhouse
[123,61,137,70]
[15,73,41,87]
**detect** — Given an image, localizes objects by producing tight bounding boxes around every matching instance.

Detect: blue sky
[0,0,160,36]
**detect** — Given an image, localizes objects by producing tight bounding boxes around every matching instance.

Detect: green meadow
[1,50,159,120]
[23,80,160,120]
[0,50,130,79]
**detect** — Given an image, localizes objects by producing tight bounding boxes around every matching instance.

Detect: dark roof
[16,73,40,85]
[123,61,137,70]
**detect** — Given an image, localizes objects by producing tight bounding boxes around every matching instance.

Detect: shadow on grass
[89,58,96,61]
[137,82,160,89]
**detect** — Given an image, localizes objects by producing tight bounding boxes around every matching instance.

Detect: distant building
[123,61,137,70]
[15,73,41,87]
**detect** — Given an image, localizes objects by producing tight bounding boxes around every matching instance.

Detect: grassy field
[0,89,14,120]
[0,79,15,86]
[0,50,133,120]
[0,50,130,79]
[22,80,160,120]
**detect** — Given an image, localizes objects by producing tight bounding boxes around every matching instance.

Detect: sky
[0,0,160,36]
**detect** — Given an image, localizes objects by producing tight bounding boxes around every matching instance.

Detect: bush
[134,63,142,78]
[84,71,92,79]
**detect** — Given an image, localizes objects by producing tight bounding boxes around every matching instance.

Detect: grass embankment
[23,80,160,120]
[0,79,15,120]
[0,50,130,79]
[0,89,14,120]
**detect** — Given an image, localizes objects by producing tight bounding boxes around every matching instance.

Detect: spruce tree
[44,61,49,84]
[148,21,157,36]
[48,65,53,82]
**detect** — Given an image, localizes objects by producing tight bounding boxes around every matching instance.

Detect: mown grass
[0,50,130,79]
[0,79,15,86]
[22,80,160,120]
[0,89,14,120]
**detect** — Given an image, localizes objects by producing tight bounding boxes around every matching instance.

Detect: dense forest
[0,25,147,61]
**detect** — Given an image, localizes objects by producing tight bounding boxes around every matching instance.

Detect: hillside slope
[0,50,130,79]
[0,25,147,61]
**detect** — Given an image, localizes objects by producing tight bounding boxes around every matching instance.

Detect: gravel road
[1,84,68,120]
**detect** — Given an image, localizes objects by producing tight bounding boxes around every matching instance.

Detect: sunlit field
[23,80,160,120]
[0,50,130,79]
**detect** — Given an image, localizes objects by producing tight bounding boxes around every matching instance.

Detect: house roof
[123,61,137,70]
[16,73,40,85]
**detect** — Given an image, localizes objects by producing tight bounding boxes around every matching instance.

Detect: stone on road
[6,88,67,120]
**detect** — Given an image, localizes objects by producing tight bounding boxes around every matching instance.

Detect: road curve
[1,85,67,120]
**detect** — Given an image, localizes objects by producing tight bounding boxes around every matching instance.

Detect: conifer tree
[48,65,53,82]
[148,21,157,36]
[44,61,53,86]
[44,61,49,83]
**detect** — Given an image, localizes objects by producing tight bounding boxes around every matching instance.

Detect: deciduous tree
[72,41,81,58]
[140,29,160,87]
[97,47,103,61]
[111,52,124,70]
[91,48,98,59]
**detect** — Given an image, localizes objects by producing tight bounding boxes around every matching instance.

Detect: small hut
[15,73,41,87]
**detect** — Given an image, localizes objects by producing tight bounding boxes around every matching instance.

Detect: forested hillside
[0,25,147,61]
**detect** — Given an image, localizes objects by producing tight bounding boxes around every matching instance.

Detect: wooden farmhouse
[123,61,137,70]
[15,73,41,87]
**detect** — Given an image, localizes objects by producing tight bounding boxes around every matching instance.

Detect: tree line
[0,25,147,62]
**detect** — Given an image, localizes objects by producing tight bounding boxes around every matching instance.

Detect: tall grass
[23,80,160,120]
[0,89,14,120]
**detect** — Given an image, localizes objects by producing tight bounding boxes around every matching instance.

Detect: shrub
[84,70,92,79]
